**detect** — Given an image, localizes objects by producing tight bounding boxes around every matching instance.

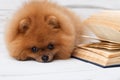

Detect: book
[73,42,120,67]
[73,11,120,67]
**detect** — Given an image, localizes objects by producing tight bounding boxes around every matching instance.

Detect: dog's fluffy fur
[5,1,83,62]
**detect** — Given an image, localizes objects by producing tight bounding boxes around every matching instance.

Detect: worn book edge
[73,47,120,68]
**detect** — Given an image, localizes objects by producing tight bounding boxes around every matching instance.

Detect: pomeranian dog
[5,0,83,62]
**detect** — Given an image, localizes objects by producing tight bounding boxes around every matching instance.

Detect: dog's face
[7,14,74,62]
[13,15,62,62]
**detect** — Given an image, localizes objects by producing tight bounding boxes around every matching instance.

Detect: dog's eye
[47,44,54,50]
[31,47,39,53]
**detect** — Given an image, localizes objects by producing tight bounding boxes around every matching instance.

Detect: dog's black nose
[42,55,49,62]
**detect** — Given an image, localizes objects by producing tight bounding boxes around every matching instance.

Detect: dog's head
[8,16,70,62]
[5,1,75,62]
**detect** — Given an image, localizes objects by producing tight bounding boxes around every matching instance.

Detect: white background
[0,0,120,80]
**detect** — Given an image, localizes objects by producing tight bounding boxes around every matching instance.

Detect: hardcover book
[73,11,120,67]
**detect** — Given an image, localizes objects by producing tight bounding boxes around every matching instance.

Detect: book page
[79,47,120,58]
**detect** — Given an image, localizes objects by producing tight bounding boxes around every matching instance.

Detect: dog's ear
[19,17,31,33]
[45,15,60,29]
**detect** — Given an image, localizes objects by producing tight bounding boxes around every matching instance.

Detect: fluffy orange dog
[5,0,83,62]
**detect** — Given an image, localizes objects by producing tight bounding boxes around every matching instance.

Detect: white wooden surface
[0,0,120,80]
